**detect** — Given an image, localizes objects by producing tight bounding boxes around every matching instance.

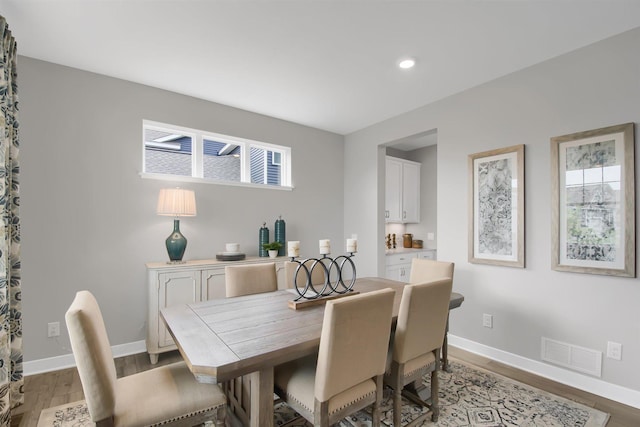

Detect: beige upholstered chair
[274,288,395,427]
[284,260,327,289]
[225,262,277,297]
[408,258,454,283]
[385,278,452,426]
[65,291,227,427]
[408,257,459,370]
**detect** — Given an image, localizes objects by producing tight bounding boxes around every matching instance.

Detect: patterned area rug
[37,359,609,427]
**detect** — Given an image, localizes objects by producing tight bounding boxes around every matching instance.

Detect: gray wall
[19,57,344,361]
[345,27,640,397]
[405,145,437,250]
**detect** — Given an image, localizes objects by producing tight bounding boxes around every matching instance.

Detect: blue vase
[166,219,187,262]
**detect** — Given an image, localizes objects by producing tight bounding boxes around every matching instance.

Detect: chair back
[393,278,452,364]
[314,288,395,402]
[409,258,454,283]
[284,260,327,289]
[65,291,117,422]
[225,262,278,297]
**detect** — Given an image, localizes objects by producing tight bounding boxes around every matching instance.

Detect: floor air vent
[541,337,602,377]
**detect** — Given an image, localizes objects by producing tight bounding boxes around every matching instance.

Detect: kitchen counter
[385,247,435,255]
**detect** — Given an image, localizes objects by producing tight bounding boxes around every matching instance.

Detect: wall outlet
[427,232,435,241]
[482,313,493,329]
[47,321,60,338]
[606,341,622,360]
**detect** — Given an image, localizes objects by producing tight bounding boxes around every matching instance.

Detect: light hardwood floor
[11,347,640,426]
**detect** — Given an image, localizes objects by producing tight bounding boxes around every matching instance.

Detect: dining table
[160,276,463,427]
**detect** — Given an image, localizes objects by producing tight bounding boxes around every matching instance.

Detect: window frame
[141,120,292,190]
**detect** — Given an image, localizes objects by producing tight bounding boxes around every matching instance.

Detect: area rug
[37,359,609,427]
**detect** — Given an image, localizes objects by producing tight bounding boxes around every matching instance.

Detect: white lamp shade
[157,188,197,217]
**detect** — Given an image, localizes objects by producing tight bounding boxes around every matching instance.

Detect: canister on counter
[403,233,413,248]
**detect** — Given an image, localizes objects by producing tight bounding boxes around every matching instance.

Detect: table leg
[250,367,274,427]
[442,315,451,372]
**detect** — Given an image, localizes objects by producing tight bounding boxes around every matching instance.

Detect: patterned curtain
[0,15,23,423]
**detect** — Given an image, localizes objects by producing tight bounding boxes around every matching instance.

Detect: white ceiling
[2,1,640,135]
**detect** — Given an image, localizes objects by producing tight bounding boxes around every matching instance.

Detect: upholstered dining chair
[65,291,227,427]
[274,288,395,427]
[408,257,460,371]
[408,258,454,283]
[225,262,278,297]
[385,278,452,426]
[284,260,327,289]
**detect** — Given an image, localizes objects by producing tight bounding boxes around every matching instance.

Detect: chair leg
[373,375,383,427]
[393,386,402,427]
[430,368,439,422]
[213,404,228,427]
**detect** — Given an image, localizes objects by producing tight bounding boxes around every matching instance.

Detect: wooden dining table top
[160,277,407,384]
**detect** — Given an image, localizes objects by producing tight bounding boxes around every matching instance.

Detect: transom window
[142,120,291,188]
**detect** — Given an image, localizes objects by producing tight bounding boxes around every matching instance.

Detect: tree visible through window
[143,121,291,187]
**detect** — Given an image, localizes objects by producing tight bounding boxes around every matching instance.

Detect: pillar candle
[346,238,357,253]
[287,241,300,257]
[319,239,331,255]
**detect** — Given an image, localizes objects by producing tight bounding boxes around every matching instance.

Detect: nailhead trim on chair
[283,392,313,414]
[283,389,376,416]
[149,403,225,426]
[403,361,436,379]
[331,390,376,415]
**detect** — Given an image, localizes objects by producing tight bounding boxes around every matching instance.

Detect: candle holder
[288,253,357,308]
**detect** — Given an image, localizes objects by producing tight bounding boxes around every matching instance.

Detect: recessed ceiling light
[398,58,416,69]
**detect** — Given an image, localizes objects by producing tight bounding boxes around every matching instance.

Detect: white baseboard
[449,334,640,410]
[23,335,640,410]
[23,340,147,376]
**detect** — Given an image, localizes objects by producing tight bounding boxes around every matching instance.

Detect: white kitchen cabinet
[385,252,417,283]
[385,156,421,223]
[417,249,437,260]
[147,257,287,364]
[385,157,403,222]
[385,250,438,282]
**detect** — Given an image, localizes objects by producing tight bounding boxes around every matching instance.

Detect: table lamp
[157,188,197,263]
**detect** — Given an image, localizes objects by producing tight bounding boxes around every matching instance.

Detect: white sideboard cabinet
[385,156,421,223]
[146,257,287,364]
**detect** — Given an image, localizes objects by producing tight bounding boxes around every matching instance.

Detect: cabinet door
[385,264,411,283]
[157,271,201,348]
[201,268,226,300]
[385,158,403,222]
[402,161,421,223]
[275,262,286,289]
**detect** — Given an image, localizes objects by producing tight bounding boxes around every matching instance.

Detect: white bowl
[225,243,240,253]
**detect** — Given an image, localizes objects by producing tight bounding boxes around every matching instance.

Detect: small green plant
[262,241,283,251]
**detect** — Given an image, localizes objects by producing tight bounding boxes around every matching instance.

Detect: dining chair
[274,288,395,427]
[408,257,459,371]
[385,277,453,426]
[65,290,227,427]
[225,262,278,297]
[408,258,454,283]
[284,260,327,289]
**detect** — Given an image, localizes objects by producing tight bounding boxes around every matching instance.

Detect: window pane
[203,139,241,182]
[250,147,281,186]
[144,128,192,176]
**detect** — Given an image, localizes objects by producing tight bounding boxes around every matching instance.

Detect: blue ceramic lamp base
[166,219,187,263]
